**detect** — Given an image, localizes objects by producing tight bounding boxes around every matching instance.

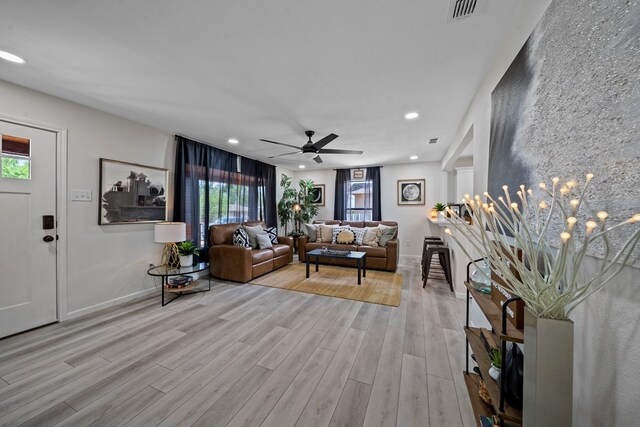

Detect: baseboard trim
[65,287,156,320]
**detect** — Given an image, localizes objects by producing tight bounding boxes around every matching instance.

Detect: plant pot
[430,208,438,220]
[179,254,193,267]
[523,308,574,427]
[488,364,501,381]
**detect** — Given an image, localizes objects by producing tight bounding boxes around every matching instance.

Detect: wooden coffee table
[306,249,367,285]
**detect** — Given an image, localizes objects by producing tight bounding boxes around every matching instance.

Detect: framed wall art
[309,184,325,206]
[99,158,169,225]
[397,179,425,205]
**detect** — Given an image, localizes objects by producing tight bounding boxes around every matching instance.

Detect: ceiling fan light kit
[261,130,363,165]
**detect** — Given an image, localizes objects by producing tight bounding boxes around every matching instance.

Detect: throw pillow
[303,223,318,242]
[242,224,265,249]
[378,224,398,247]
[319,224,337,243]
[362,226,380,246]
[331,226,351,243]
[256,232,273,249]
[336,230,355,244]
[232,228,250,247]
[266,226,278,244]
[351,227,366,245]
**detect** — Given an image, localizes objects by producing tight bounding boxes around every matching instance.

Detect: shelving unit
[464,260,523,427]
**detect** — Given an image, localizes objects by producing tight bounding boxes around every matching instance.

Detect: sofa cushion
[358,245,387,257]
[362,227,381,246]
[256,232,273,249]
[336,230,355,244]
[351,227,366,245]
[232,228,250,247]
[243,224,265,249]
[332,226,351,243]
[304,242,326,252]
[378,224,398,247]
[265,226,278,244]
[272,244,290,258]
[210,223,240,246]
[252,249,274,264]
[319,224,337,243]
[329,244,358,252]
[303,223,320,242]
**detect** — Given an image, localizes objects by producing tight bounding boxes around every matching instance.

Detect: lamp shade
[154,222,186,243]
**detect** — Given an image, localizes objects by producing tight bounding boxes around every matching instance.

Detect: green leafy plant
[489,347,502,368]
[177,240,199,256]
[288,230,306,238]
[277,174,319,234]
[434,202,447,212]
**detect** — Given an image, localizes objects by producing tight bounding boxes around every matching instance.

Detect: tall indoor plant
[277,174,319,236]
[444,174,639,426]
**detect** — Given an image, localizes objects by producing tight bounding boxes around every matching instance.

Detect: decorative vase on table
[179,255,193,267]
[523,308,574,427]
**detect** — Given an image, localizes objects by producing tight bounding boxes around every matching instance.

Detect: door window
[1,134,31,179]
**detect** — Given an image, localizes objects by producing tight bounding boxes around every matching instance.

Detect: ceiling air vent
[447,0,481,23]
[428,138,438,144]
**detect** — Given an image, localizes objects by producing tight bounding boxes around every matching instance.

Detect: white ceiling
[0,0,524,170]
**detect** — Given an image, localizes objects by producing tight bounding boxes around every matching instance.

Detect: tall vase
[523,308,574,427]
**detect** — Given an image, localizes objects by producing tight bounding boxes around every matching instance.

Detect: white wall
[293,161,443,258]
[442,0,640,422]
[0,79,173,318]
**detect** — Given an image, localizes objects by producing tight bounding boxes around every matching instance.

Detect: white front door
[0,121,57,338]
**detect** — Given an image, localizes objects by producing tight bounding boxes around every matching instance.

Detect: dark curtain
[256,161,277,226]
[334,168,350,220]
[174,136,237,248]
[366,166,382,220]
[174,136,277,250]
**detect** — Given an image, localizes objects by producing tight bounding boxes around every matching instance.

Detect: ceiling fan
[260,130,363,164]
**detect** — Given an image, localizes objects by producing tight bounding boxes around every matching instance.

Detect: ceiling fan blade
[313,155,323,164]
[259,139,301,150]
[311,133,338,150]
[267,151,301,159]
[317,148,363,155]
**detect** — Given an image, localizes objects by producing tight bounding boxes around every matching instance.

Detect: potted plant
[488,347,502,381]
[278,174,319,236]
[444,174,639,425]
[177,241,198,267]
[432,202,447,219]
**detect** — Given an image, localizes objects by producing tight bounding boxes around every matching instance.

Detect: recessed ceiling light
[228,138,239,144]
[298,165,306,169]
[410,155,418,160]
[404,112,419,120]
[0,50,25,64]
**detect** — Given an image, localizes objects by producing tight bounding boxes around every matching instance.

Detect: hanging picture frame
[309,184,325,206]
[397,179,425,205]
[99,158,169,225]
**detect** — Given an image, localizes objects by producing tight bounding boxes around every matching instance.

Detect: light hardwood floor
[0,259,474,427]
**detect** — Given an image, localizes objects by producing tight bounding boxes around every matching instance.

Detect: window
[1,134,31,179]
[346,179,373,221]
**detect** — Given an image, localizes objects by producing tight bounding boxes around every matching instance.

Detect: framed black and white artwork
[397,179,425,205]
[309,184,325,206]
[99,158,168,225]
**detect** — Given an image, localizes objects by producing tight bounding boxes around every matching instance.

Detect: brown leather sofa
[208,221,294,283]
[297,220,399,272]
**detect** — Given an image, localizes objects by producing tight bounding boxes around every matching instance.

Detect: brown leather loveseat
[298,220,399,272]
[208,221,293,283]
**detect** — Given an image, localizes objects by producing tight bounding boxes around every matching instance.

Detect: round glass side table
[147,262,211,306]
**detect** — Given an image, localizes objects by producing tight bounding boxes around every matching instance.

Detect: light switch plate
[71,190,92,202]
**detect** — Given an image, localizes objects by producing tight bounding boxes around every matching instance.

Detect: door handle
[43,235,54,242]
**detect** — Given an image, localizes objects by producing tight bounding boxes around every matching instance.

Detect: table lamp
[154,222,186,269]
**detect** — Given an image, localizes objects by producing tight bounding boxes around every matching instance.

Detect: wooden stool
[422,244,453,292]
